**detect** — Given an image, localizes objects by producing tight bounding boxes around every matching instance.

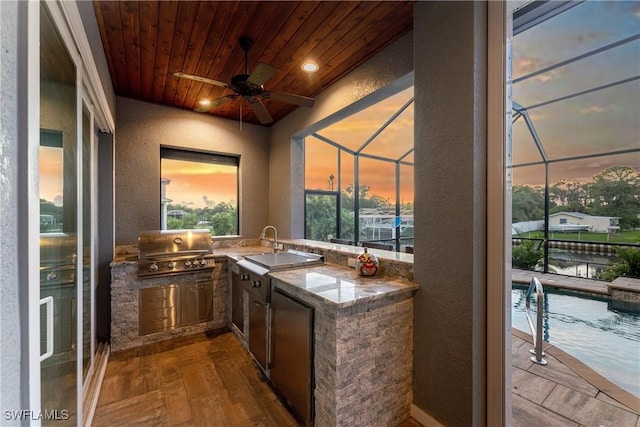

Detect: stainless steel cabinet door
[270,290,313,425]
[179,281,213,326]
[248,297,268,371]
[231,272,245,333]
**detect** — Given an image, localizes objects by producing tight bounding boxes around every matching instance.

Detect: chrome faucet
[260,225,279,253]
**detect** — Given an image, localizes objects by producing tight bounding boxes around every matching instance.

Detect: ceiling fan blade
[267,91,315,108]
[244,96,273,124]
[173,72,228,88]
[194,95,235,113]
[247,63,277,86]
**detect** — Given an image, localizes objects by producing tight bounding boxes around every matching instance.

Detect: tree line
[512,166,640,229]
[306,183,414,242]
[166,201,237,236]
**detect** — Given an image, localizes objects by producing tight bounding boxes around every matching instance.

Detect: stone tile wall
[110,257,228,352]
[314,295,414,426]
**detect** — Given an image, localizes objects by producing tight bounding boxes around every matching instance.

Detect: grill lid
[138,229,213,259]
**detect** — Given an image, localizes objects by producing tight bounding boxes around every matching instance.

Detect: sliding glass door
[37,3,99,424]
[39,3,79,424]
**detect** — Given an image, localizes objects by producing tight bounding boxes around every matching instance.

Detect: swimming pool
[512,286,640,398]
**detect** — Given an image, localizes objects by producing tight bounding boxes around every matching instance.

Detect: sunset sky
[511,0,640,186]
[162,158,237,208]
[305,87,414,203]
[40,146,63,204]
[39,151,239,209]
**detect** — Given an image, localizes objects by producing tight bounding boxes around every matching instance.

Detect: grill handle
[40,296,54,362]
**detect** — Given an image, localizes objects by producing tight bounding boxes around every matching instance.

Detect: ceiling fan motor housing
[173,35,314,124]
[230,74,263,96]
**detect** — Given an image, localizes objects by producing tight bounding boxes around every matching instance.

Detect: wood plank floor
[93,330,299,427]
[94,329,419,426]
[93,327,639,426]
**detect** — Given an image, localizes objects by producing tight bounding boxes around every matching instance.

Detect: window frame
[300,76,415,252]
[160,146,240,236]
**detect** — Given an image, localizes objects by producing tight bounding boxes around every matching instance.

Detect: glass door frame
[33,0,84,422]
[487,1,512,426]
[27,1,112,423]
[80,95,98,399]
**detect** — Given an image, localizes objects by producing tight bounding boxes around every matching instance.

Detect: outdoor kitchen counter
[270,263,417,426]
[268,262,418,309]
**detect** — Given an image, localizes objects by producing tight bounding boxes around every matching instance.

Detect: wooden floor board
[94,330,420,426]
[93,389,167,427]
[162,379,192,426]
[93,331,299,426]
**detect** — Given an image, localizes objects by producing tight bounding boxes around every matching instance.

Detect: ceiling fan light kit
[174,37,315,125]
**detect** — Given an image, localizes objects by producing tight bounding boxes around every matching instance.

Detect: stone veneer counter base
[269,263,418,427]
[109,262,228,352]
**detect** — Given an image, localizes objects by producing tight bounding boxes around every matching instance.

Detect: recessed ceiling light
[199,99,211,106]
[301,61,319,73]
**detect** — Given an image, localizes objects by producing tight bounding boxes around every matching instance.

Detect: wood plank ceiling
[93,1,414,126]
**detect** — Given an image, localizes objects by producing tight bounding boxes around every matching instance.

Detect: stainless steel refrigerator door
[270,290,313,425]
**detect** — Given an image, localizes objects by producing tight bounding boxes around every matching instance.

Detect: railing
[525,277,547,365]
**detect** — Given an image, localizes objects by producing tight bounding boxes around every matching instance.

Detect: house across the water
[549,212,621,233]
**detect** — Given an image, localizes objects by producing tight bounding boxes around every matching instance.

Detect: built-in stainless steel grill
[137,229,215,278]
[40,234,77,287]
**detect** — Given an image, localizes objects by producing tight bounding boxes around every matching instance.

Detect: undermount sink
[243,250,323,271]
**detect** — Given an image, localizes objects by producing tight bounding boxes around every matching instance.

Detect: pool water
[512,287,640,398]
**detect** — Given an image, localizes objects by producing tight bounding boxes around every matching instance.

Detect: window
[160,147,239,236]
[303,84,414,251]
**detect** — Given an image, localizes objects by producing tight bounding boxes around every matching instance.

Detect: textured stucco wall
[413,2,488,425]
[268,32,413,238]
[114,97,270,245]
[0,0,26,419]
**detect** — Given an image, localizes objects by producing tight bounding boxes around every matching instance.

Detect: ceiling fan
[173,37,315,124]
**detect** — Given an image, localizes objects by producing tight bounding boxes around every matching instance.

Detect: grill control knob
[167,262,175,269]
[240,273,250,281]
[199,259,207,267]
[251,280,261,288]
[184,260,192,268]
[149,263,159,272]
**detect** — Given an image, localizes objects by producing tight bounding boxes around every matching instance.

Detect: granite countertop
[269,263,418,309]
